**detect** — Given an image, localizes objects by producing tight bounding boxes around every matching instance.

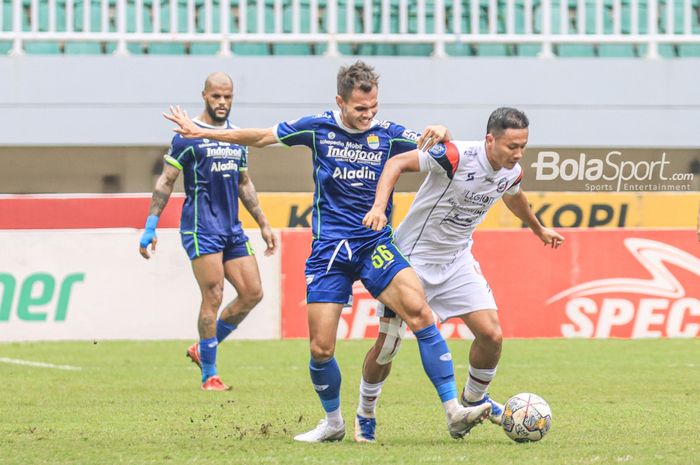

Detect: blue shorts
[180,232,254,261]
[305,232,411,304]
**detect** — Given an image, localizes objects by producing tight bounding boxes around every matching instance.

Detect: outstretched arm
[139,163,180,259]
[502,190,564,248]
[238,171,278,256]
[363,150,420,231]
[163,106,277,147]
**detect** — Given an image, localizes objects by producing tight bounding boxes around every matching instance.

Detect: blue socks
[414,324,458,403]
[309,357,341,412]
[216,319,237,342]
[198,321,236,382]
[199,337,218,382]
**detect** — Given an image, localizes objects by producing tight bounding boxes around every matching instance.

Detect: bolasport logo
[547,239,700,338]
[531,151,695,192]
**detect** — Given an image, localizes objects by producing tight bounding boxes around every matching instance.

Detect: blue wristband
[144,215,159,231]
[139,215,159,248]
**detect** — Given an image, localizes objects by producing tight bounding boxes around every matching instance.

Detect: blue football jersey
[164,119,248,236]
[275,110,418,240]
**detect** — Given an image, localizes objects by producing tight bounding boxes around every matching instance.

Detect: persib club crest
[367,134,380,149]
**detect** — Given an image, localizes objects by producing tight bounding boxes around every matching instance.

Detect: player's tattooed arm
[148,164,180,216]
[239,171,278,255]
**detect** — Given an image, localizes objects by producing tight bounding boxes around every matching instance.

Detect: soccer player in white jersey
[164,62,492,443]
[360,107,564,441]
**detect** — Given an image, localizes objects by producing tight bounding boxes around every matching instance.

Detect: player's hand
[261,225,278,256]
[363,207,387,231]
[417,125,449,152]
[139,215,159,259]
[139,229,157,259]
[163,105,200,138]
[538,228,564,249]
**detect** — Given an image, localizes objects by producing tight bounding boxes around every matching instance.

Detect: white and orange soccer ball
[501,393,552,443]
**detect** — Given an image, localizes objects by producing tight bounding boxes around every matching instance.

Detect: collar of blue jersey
[332,111,379,134]
[192,117,232,130]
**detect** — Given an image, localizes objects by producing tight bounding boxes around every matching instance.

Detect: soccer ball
[501,392,552,443]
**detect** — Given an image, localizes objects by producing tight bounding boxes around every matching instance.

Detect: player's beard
[206,103,230,124]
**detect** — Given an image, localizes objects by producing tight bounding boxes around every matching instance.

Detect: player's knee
[479,325,503,350]
[241,286,263,308]
[202,283,224,307]
[401,302,434,332]
[309,341,335,361]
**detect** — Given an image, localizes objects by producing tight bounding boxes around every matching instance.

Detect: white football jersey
[395,139,523,265]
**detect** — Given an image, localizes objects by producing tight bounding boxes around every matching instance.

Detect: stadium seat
[229,0,271,56]
[678,1,700,56]
[474,0,509,57]
[551,0,596,57]
[444,0,476,56]
[189,0,229,54]
[24,0,63,54]
[598,0,638,57]
[1,1,13,54]
[513,0,542,56]
[148,0,187,53]
[395,0,435,56]
[64,0,105,54]
[319,0,364,55]
[273,0,313,56]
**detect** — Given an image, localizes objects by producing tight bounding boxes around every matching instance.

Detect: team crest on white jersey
[367,134,380,149]
[497,178,508,192]
[429,143,446,156]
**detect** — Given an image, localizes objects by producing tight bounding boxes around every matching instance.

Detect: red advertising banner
[0,194,184,229]
[280,229,700,339]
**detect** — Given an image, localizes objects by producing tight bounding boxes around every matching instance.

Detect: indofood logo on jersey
[366,134,380,149]
[326,143,383,164]
[549,238,700,338]
[205,146,242,158]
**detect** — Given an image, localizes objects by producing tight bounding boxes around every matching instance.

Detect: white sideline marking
[0,357,81,371]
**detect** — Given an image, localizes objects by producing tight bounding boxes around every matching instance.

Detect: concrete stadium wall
[1,56,699,149]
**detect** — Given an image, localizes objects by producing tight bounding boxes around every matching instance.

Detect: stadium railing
[0,0,699,57]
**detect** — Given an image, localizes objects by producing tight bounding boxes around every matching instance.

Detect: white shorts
[378,249,497,322]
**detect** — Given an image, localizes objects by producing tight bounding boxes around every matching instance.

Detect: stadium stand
[0,0,698,57]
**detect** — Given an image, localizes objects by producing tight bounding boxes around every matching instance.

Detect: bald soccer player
[139,72,278,391]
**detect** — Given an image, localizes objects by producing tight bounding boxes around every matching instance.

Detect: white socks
[357,378,383,418]
[442,398,463,420]
[464,366,497,403]
[325,408,344,428]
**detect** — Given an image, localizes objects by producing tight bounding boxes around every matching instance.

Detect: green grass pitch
[1,339,697,465]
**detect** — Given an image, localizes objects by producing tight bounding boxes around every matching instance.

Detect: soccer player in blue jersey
[163,61,491,442]
[139,72,278,392]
